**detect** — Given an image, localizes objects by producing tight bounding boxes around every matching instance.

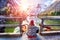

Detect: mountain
[38,0,60,16]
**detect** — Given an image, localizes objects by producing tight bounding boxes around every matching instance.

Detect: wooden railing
[40,16,60,35]
[0,17,23,36]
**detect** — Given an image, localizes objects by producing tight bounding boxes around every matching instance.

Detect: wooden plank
[0,24,19,27]
[0,17,22,19]
[0,33,21,37]
[41,16,60,20]
[41,31,60,34]
[0,33,20,35]
[43,24,60,26]
[41,31,60,36]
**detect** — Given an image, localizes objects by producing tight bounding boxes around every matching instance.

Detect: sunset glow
[21,3,29,11]
[7,0,56,16]
[20,0,29,11]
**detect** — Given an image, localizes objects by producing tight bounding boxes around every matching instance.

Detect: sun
[20,0,29,11]
[21,3,28,11]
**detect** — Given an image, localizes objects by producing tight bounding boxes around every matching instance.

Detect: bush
[51,11,60,16]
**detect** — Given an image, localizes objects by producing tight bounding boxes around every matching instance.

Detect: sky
[25,0,56,14]
[40,0,56,12]
[7,0,56,15]
[0,0,56,12]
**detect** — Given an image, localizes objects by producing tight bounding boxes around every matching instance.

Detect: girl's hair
[21,25,26,32]
[39,24,42,26]
[22,25,26,29]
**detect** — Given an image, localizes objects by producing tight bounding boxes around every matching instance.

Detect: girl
[26,20,40,40]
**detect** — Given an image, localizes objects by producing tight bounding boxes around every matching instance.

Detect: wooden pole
[19,18,23,34]
[40,19,44,34]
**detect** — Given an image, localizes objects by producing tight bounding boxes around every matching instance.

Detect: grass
[44,20,60,25]
[5,27,15,33]
[5,20,19,33]
[44,20,60,30]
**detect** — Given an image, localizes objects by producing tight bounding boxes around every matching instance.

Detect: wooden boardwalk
[0,35,60,40]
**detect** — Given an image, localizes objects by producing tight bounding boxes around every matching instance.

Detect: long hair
[21,25,26,32]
